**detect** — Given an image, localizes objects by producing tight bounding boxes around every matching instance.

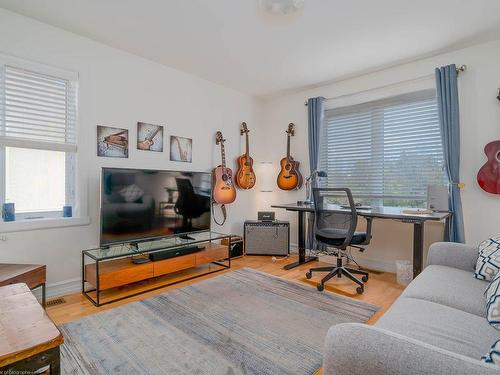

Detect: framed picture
[137,122,164,152]
[170,136,192,162]
[97,125,129,158]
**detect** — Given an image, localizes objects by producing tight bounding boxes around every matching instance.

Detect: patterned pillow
[119,184,144,203]
[475,236,500,281]
[486,271,500,330]
[482,339,500,365]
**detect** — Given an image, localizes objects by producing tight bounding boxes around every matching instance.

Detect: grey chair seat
[401,265,488,317]
[316,231,367,247]
[376,297,500,360]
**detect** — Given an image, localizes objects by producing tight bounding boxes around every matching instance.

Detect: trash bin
[396,260,413,286]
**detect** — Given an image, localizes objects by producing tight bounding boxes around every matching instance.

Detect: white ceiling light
[259,0,305,16]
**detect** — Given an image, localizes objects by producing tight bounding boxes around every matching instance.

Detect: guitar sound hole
[496,151,500,162]
[222,174,228,181]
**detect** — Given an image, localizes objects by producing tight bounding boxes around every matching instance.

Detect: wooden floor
[47,254,404,326]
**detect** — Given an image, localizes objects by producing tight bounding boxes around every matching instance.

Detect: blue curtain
[307,97,325,250]
[435,64,465,243]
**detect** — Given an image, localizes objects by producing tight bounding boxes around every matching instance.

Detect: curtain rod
[304,64,467,106]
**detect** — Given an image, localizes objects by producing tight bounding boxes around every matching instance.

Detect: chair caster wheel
[356,287,364,294]
[317,283,324,291]
[362,275,368,282]
[306,271,312,279]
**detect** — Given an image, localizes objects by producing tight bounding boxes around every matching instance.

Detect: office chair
[306,188,373,294]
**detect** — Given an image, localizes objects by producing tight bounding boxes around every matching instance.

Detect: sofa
[323,242,500,374]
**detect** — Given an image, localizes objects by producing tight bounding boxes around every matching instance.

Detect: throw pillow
[482,339,500,365]
[475,236,500,281]
[485,271,500,330]
[119,184,144,203]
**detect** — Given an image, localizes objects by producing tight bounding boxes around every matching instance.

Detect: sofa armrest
[323,323,497,375]
[426,242,477,272]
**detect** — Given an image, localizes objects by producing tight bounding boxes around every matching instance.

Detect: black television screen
[100,168,211,246]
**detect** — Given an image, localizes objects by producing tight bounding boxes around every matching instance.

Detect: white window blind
[319,89,446,207]
[0,64,77,152]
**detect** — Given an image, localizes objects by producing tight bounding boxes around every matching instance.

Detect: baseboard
[46,277,81,298]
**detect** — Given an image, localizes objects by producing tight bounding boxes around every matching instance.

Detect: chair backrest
[312,187,358,249]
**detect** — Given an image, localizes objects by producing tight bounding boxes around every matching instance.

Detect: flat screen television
[100,167,211,246]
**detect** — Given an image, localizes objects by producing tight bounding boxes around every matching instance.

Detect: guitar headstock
[240,122,249,135]
[286,123,295,137]
[215,131,225,145]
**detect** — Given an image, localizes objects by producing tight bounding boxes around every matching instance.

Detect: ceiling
[1,0,500,98]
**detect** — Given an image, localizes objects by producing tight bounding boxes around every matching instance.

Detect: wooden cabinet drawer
[153,253,196,277]
[85,259,154,290]
[196,246,228,265]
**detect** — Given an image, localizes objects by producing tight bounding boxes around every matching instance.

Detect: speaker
[222,236,244,258]
[258,211,275,221]
[427,185,449,212]
[244,220,289,256]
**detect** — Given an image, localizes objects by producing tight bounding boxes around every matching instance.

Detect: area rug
[60,268,378,375]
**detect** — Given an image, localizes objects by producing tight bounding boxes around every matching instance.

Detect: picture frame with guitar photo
[170,135,193,162]
[137,122,164,152]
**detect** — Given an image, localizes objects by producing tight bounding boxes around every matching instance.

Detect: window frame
[319,88,447,208]
[0,54,80,222]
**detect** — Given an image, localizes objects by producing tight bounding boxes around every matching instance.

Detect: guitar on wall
[137,126,161,151]
[277,123,303,190]
[235,122,256,189]
[212,131,236,225]
[477,140,500,194]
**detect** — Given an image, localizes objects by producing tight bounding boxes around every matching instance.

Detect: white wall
[0,9,264,295]
[261,38,500,272]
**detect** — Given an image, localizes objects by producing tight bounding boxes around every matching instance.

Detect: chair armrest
[323,323,497,375]
[426,242,478,271]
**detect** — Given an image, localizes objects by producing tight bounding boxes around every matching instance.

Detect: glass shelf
[83,231,231,261]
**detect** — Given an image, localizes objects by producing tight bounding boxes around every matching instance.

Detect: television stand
[178,234,196,240]
[82,231,232,307]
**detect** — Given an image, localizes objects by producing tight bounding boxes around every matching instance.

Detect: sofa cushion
[120,184,144,203]
[401,264,488,317]
[482,339,500,365]
[376,297,500,360]
[475,236,500,281]
[486,271,500,330]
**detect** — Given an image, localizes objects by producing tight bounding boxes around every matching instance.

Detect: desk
[271,203,450,277]
[0,283,63,374]
[0,263,46,308]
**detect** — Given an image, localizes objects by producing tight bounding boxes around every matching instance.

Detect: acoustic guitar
[212,131,237,204]
[104,129,128,150]
[277,123,303,190]
[137,126,161,151]
[477,140,500,194]
[235,122,256,189]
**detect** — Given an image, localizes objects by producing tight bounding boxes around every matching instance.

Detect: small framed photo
[137,122,164,152]
[170,136,192,162]
[97,125,129,158]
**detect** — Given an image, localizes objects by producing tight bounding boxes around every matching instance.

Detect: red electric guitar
[477,140,500,194]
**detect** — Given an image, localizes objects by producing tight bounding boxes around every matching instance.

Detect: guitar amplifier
[244,221,289,256]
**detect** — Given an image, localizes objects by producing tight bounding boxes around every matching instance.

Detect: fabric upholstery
[475,236,500,281]
[119,184,144,203]
[323,323,499,375]
[435,64,465,243]
[316,231,367,247]
[402,264,488,317]
[375,297,500,359]
[427,241,478,272]
[486,271,500,330]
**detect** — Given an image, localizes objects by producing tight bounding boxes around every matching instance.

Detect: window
[0,60,78,219]
[319,89,446,208]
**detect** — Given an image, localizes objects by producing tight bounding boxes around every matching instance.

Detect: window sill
[0,216,90,233]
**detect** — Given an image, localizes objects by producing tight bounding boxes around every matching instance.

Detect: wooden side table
[0,263,46,308]
[0,283,63,374]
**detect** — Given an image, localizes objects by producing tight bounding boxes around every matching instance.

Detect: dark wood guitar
[277,123,303,190]
[235,122,256,189]
[104,129,128,150]
[212,131,237,204]
[137,126,161,151]
[477,140,500,194]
